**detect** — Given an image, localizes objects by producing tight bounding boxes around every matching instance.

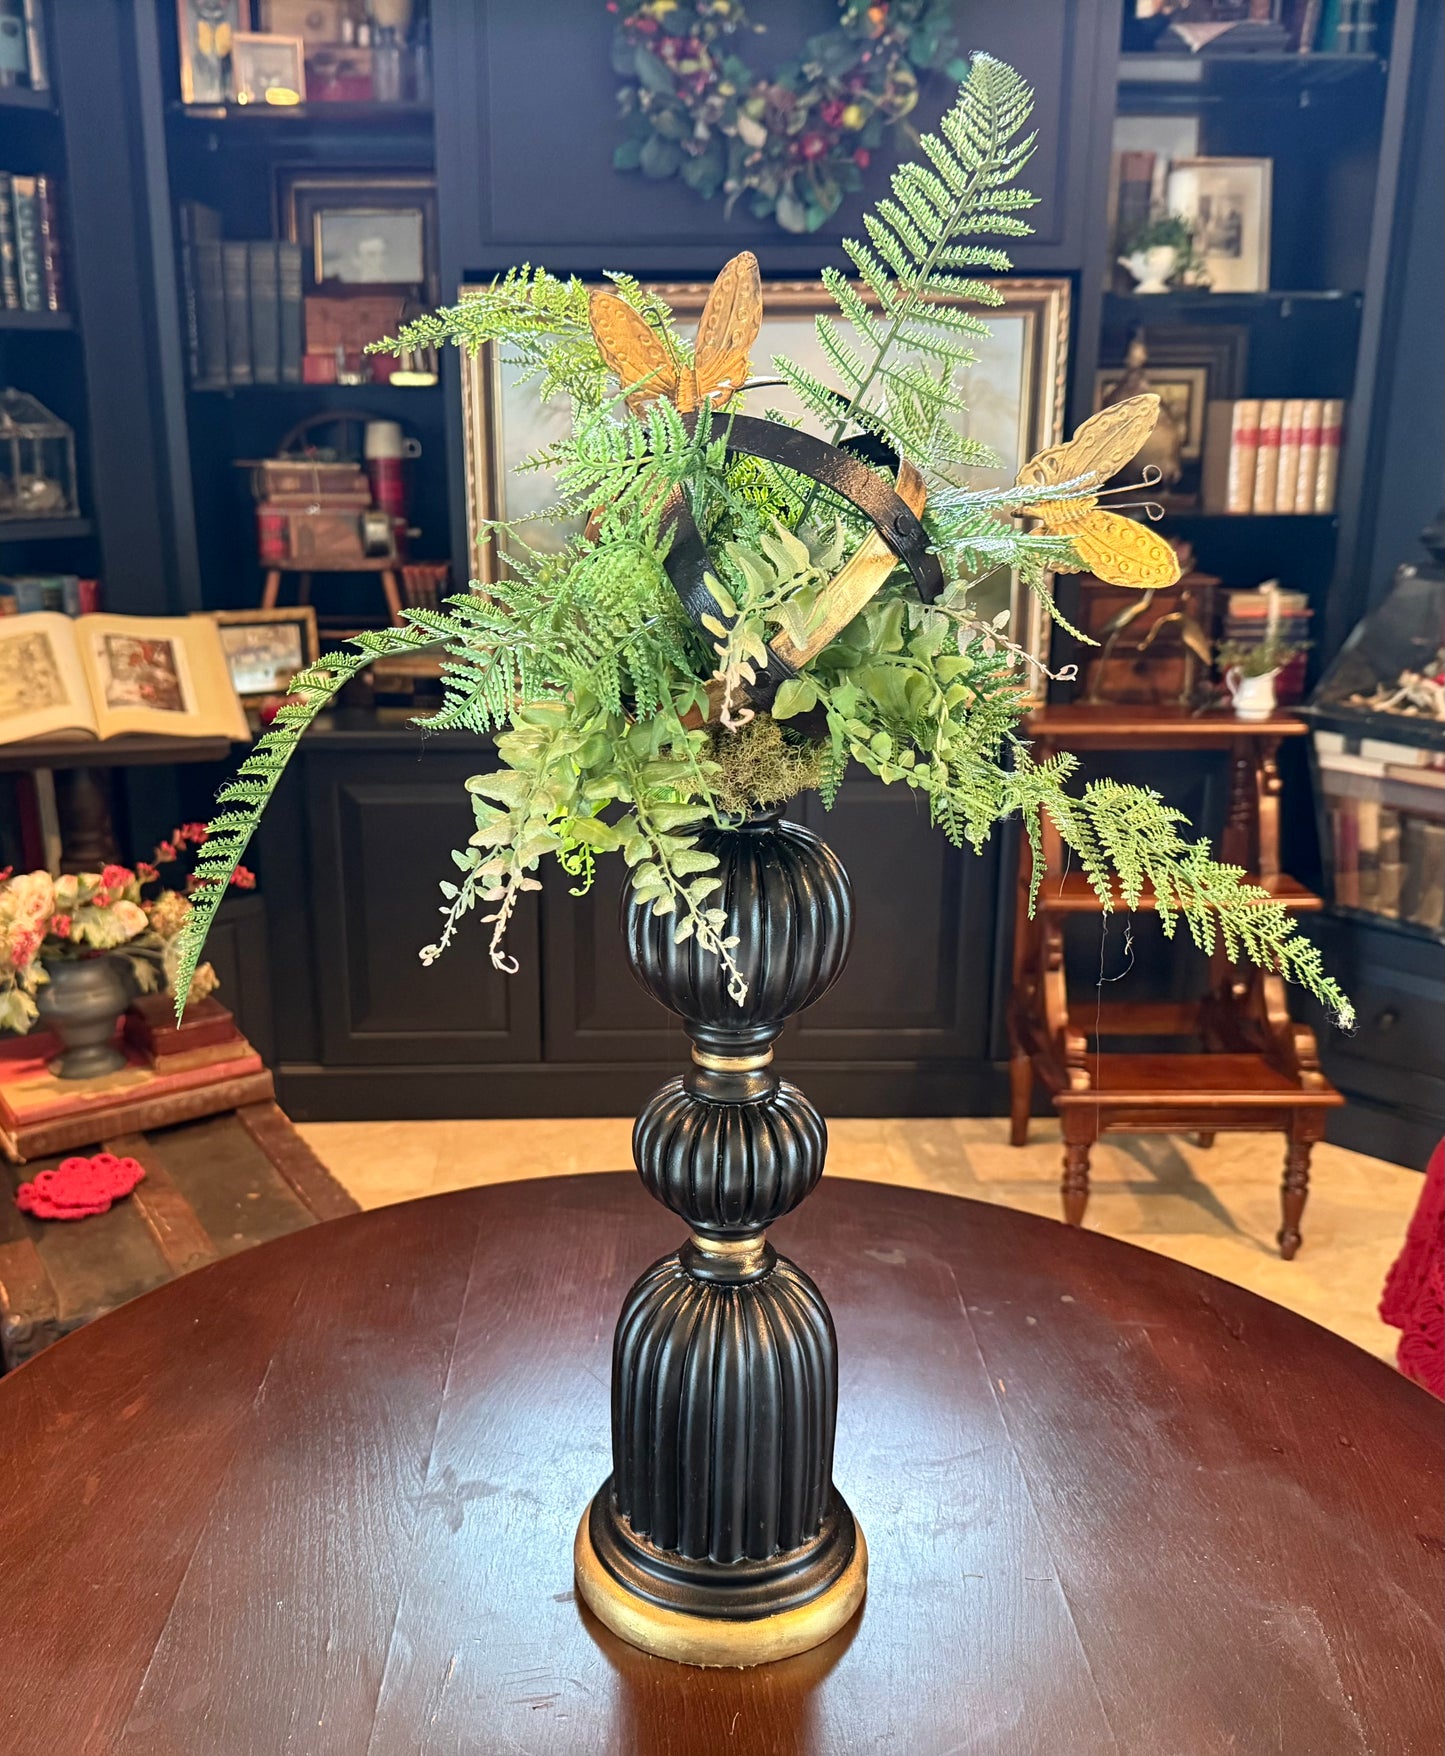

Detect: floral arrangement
[172,56,1352,1029]
[0,827,254,1035]
[608,0,964,232]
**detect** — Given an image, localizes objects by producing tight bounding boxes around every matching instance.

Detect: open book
[0,612,248,746]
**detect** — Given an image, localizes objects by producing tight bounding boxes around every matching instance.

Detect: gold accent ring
[574,1502,868,1668]
[691,1046,774,1073]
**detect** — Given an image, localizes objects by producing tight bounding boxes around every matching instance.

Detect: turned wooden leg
[1196,1131,1216,1149]
[1061,1126,1092,1228]
[261,569,282,609]
[1278,1132,1313,1260]
[1009,1051,1033,1147]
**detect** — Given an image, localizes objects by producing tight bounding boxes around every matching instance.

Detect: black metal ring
[659,412,942,713]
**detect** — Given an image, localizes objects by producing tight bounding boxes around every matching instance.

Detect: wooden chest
[0,1101,358,1371]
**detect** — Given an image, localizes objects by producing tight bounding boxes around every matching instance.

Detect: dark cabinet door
[436,0,1115,274]
[788,780,995,1063]
[541,779,996,1068]
[541,856,684,1063]
[304,750,541,1066]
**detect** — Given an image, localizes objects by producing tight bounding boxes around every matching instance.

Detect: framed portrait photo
[280,171,437,296]
[1167,157,1272,294]
[230,32,306,106]
[461,275,1070,668]
[209,606,318,702]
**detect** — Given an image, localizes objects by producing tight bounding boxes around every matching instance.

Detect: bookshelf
[0,0,1432,1148]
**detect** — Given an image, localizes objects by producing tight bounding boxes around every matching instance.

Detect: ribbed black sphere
[623,816,853,1044]
[634,1076,826,1233]
[611,1249,838,1562]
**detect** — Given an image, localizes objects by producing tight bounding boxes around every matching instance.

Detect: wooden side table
[1009,704,1342,1257]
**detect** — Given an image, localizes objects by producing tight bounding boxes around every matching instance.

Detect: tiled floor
[297,1114,1421,1365]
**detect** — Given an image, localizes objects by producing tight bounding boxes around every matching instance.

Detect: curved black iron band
[659,412,944,713]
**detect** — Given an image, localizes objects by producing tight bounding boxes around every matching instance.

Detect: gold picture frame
[459,276,1070,665]
[230,32,307,106]
[207,606,319,703]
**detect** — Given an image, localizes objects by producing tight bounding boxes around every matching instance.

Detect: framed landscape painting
[461,276,1070,664]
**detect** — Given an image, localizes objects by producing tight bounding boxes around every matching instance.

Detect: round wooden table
[1,1174,1439,1755]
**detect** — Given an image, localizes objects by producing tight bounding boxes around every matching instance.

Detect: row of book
[179,204,304,389]
[0,573,100,616]
[0,171,64,312]
[1327,796,1445,932]
[1201,398,1346,515]
[0,1,49,93]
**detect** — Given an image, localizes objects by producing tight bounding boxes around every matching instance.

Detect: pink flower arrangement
[0,829,257,1036]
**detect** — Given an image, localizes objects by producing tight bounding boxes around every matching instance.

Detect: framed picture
[1166,157,1272,293]
[1095,323,1247,458]
[176,0,243,105]
[230,32,306,106]
[279,172,437,296]
[209,606,319,702]
[461,276,1070,666]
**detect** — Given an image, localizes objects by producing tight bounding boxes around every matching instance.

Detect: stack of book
[1224,586,1312,703]
[0,573,100,615]
[1201,399,1346,515]
[178,201,304,389]
[0,171,64,312]
[1327,795,1445,933]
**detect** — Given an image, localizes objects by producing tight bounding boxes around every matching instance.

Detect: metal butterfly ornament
[1014,394,1183,591]
[588,251,764,413]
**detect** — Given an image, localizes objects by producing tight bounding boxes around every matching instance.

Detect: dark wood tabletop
[0,1173,1439,1755]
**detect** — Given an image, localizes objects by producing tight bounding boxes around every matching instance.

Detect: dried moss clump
[710,716,824,816]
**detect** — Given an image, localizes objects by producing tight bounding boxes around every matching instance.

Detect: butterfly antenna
[1093,466,1166,519]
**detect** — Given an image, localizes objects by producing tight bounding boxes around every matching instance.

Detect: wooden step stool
[1009,704,1343,1258]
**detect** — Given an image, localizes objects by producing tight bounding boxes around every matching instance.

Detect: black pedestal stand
[574,813,867,1666]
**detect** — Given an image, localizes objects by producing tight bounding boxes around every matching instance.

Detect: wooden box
[0,1102,357,1371]
[1081,573,1219,706]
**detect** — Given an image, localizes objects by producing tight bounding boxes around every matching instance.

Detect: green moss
[709,716,824,815]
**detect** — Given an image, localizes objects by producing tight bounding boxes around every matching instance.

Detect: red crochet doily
[15,1152,146,1221]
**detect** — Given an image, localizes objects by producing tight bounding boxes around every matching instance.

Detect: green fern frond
[170,623,441,1016]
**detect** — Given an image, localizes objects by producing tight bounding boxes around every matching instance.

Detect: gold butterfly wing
[588,291,678,412]
[693,250,763,407]
[1015,394,1163,495]
[1049,507,1181,590]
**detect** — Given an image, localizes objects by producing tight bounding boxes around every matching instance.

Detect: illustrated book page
[74,614,248,742]
[0,613,99,744]
[0,613,248,746]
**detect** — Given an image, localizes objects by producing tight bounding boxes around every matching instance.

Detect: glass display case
[1307,517,1445,940]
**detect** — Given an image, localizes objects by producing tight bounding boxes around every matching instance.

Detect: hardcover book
[221,240,253,386]
[0,611,248,747]
[9,173,42,312]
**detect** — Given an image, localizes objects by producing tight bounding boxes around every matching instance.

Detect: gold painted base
[573,1500,868,1669]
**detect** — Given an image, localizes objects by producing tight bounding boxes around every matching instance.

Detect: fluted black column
[576,813,867,1661]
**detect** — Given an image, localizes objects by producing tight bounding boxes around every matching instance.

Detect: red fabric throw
[15,1152,145,1221]
[1379,1140,1444,1399]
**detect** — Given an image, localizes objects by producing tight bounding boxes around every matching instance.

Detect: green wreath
[607,0,966,233]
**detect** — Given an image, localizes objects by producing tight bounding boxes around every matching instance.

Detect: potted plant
[0,832,254,1079]
[1,865,154,1078]
[173,55,1349,1665]
[1217,637,1309,721]
[1118,212,1204,293]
